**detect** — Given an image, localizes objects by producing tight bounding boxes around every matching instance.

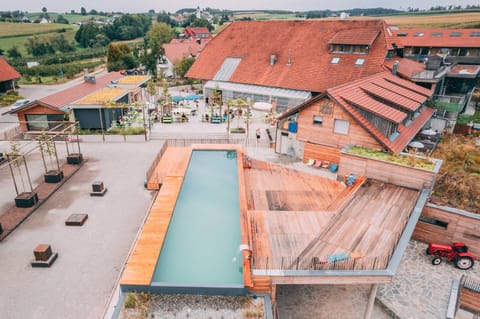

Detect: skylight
[431,32,442,37]
[413,32,424,37]
[470,31,480,37]
[355,58,365,66]
[450,32,462,37]
[397,32,408,37]
[331,57,340,64]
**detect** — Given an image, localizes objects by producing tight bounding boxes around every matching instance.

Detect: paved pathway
[377,240,480,319]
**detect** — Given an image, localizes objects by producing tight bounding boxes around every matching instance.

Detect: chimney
[269,54,276,66]
[392,61,399,75]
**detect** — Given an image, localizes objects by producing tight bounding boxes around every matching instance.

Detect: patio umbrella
[185,94,201,101]
[421,129,437,136]
[408,141,425,148]
[171,96,184,103]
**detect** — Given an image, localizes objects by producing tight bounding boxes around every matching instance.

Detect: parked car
[9,99,30,111]
[426,242,476,270]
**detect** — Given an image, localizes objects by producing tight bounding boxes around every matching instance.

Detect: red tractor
[426,242,476,270]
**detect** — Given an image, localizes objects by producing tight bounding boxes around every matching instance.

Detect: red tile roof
[328,72,434,153]
[187,19,389,93]
[163,39,208,64]
[328,29,380,46]
[391,28,480,48]
[184,27,211,38]
[39,72,123,108]
[384,58,426,79]
[0,56,21,82]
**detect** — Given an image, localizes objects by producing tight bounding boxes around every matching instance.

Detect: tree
[42,7,47,13]
[80,7,87,15]
[191,18,214,31]
[107,43,136,71]
[142,23,174,77]
[7,46,22,59]
[173,56,195,78]
[51,34,76,53]
[56,14,69,24]
[75,23,106,48]
[157,10,178,27]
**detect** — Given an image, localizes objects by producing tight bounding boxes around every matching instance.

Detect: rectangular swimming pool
[152,150,244,287]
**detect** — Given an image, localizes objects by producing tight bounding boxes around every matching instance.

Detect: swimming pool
[151,150,244,287]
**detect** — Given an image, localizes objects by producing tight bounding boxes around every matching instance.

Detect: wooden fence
[413,203,480,258]
[252,255,390,272]
[338,149,442,190]
[459,275,480,314]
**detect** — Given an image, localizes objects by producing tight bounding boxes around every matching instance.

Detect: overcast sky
[3,0,476,13]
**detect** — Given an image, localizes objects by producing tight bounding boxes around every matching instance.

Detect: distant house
[275,72,434,161]
[183,27,211,40]
[39,17,50,24]
[0,57,21,93]
[9,72,149,131]
[162,39,209,77]
[389,27,480,132]
[187,19,392,113]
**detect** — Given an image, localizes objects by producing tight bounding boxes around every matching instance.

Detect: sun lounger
[327,252,349,262]
[321,160,330,168]
[314,160,323,168]
[306,158,315,166]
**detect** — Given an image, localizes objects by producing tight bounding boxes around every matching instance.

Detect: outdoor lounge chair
[306,158,315,166]
[314,160,323,168]
[321,160,330,168]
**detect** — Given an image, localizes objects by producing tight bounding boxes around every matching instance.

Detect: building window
[330,57,340,64]
[355,58,365,66]
[470,31,480,37]
[431,32,442,37]
[413,32,424,37]
[333,119,350,135]
[450,32,462,37]
[313,116,323,125]
[419,216,449,229]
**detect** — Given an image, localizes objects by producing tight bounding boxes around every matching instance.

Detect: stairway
[249,276,272,294]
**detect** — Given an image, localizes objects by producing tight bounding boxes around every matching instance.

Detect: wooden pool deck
[123,144,421,291]
[121,144,253,287]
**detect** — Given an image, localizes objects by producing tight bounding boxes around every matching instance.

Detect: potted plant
[66,123,83,164]
[6,141,38,208]
[37,131,63,183]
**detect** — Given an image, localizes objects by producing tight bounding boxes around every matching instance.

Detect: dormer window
[331,57,340,64]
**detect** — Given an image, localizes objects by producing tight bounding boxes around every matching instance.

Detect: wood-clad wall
[303,142,340,163]
[412,205,480,258]
[296,97,382,150]
[460,288,480,313]
[338,152,437,190]
[17,104,64,131]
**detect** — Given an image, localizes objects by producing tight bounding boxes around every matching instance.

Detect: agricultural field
[0,22,78,55]
[380,12,480,28]
[0,22,74,37]
[231,11,480,28]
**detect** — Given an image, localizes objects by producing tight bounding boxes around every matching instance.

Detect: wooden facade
[17,104,65,132]
[303,143,340,164]
[412,204,480,258]
[296,97,382,153]
[338,151,439,190]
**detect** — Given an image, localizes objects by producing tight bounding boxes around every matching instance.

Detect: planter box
[67,153,83,165]
[44,170,64,183]
[15,192,39,208]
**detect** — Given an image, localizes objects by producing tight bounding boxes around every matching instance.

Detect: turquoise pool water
[152,150,244,286]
